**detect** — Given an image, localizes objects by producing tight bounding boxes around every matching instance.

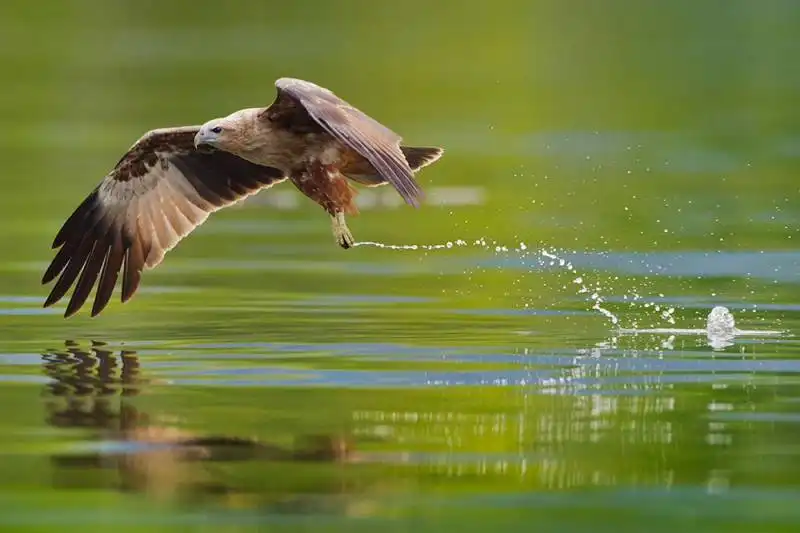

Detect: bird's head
[194,117,237,152]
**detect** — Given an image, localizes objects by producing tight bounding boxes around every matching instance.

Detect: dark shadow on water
[40,341,379,513]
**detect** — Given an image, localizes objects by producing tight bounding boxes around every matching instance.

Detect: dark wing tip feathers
[42,188,135,318]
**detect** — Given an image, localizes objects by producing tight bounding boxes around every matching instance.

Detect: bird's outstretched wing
[260,77,424,207]
[43,126,286,318]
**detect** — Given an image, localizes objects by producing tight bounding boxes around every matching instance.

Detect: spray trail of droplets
[538,249,619,325]
[353,239,680,328]
[354,240,470,251]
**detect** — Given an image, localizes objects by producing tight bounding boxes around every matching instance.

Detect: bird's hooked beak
[194,124,219,151]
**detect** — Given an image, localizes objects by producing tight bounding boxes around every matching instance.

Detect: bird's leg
[288,160,358,250]
[331,211,354,249]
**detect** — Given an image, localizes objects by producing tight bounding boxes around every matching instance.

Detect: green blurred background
[0,0,796,329]
[3,0,798,256]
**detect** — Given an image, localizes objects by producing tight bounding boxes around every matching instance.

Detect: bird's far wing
[43,126,286,318]
[262,78,424,207]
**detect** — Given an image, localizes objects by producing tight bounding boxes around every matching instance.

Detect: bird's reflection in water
[41,341,378,514]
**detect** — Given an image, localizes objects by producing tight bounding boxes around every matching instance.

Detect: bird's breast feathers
[314,144,343,167]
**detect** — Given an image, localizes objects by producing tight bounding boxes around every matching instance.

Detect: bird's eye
[210,126,223,134]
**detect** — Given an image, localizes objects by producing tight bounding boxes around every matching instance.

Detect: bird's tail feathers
[343,146,443,187]
[401,146,444,171]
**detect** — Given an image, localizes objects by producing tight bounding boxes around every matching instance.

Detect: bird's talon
[331,214,354,249]
[336,229,354,249]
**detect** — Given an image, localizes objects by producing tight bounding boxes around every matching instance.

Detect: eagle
[42,78,443,318]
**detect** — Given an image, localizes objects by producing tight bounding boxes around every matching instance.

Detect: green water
[0,1,799,531]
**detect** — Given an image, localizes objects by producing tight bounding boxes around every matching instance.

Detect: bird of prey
[42,78,444,318]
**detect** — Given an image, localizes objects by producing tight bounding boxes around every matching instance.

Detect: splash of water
[617,305,782,351]
[706,306,736,338]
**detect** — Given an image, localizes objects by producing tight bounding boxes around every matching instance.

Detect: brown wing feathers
[42,128,285,318]
[270,78,426,207]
